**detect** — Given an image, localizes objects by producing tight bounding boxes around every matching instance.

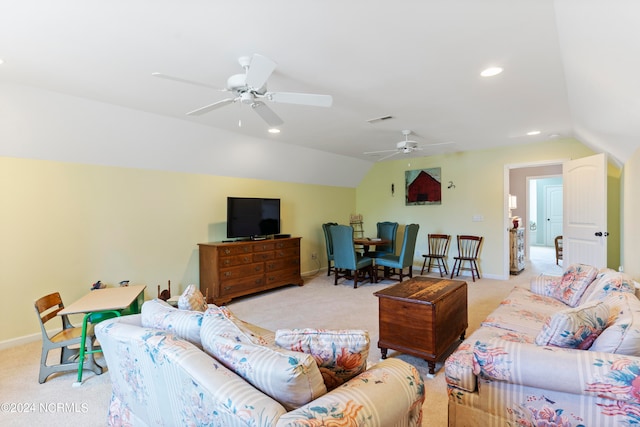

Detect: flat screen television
[227,197,281,239]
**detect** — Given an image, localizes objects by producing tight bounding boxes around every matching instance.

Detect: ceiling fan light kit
[153,53,332,127]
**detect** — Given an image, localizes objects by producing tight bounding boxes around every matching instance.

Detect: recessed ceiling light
[0,59,4,65]
[480,67,503,77]
[268,128,280,134]
[526,130,541,136]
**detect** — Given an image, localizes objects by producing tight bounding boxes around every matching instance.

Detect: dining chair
[376,224,420,282]
[330,224,375,288]
[420,234,451,277]
[33,292,101,383]
[367,221,399,258]
[450,235,483,282]
[555,235,563,265]
[322,222,338,276]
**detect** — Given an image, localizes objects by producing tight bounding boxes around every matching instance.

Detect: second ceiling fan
[153,54,333,127]
[364,130,454,161]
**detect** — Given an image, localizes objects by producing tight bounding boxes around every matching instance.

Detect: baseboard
[0,332,42,351]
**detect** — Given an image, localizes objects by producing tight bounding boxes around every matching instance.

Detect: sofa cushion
[580,270,636,304]
[551,263,598,307]
[481,286,567,336]
[201,306,327,410]
[590,292,640,356]
[177,284,208,312]
[535,299,609,349]
[140,299,203,347]
[275,328,370,390]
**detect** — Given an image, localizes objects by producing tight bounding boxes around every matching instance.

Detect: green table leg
[73,310,121,386]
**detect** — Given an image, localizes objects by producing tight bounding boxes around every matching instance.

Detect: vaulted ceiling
[1,0,638,166]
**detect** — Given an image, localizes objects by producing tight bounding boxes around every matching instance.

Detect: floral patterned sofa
[444,264,640,426]
[95,297,425,426]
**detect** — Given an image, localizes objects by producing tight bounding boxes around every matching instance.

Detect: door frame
[504,158,570,279]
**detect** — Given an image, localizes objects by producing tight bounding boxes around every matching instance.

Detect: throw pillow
[275,328,370,390]
[200,306,327,410]
[580,271,636,303]
[551,263,598,307]
[177,284,208,312]
[140,299,204,347]
[535,299,609,349]
[590,292,640,356]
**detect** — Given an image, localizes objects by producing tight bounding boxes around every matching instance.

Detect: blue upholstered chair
[367,221,399,259]
[330,224,375,288]
[322,222,338,276]
[376,224,420,282]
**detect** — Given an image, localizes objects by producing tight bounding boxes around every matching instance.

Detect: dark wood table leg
[427,361,436,375]
[380,348,388,359]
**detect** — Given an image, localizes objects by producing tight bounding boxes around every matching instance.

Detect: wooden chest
[374,276,468,375]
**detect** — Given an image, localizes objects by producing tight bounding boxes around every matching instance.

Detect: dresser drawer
[219,253,254,268]
[220,263,264,283]
[219,275,265,296]
[275,247,299,259]
[218,245,252,257]
[253,251,275,262]
[266,267,302,285]
[252,242,275,252]
[265,257,300,272]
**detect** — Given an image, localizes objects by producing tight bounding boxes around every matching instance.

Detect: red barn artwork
[405,168,441,205]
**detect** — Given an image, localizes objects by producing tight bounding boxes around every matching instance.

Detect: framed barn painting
[405,167,442,205]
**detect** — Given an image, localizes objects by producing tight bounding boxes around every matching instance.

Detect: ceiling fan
[364,130,454,161]
[152,54,333,127]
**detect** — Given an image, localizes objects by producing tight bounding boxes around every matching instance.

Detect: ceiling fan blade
[267,91,333,107]
[377,151,401,161]
[186,98,236,116]
[251,101,284,127]
[246,54,277,89]
[364,149,397,155]
[152,72,222,90]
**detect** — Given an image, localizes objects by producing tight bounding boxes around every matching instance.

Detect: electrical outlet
[311,252,318,260]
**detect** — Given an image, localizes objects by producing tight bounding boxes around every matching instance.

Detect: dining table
[353,237,391,255]
[58,284,146,386]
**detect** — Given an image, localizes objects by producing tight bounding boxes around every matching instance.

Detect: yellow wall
[356,138,599,278]
[622,147,640,278]
[0,157,354,343]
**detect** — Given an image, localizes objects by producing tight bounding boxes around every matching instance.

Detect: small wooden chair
[450,235,483,282]
[555,235,563,265]
[421,234,451,277]
[33,292,101,383]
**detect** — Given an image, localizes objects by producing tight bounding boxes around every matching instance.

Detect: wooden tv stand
[198,237,303,305]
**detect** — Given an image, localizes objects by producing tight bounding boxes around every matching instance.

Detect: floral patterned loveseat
[444,264,640,426]
[95,299,425,426]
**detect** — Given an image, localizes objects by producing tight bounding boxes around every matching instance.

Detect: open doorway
[527,175,563,267]
[507,162,564,276]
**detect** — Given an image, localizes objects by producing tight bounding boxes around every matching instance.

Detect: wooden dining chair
[322,222,339,275]
[330,224,375,288]
[421,234,451,277]
[450,235,483,282]
[376,224,420,282]
[33,292,101,383]
[555,235,563,265]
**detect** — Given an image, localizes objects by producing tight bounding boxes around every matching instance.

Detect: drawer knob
[224,272,232,278]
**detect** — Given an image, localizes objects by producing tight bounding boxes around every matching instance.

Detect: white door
[563,153,608,268]
[545,185,563,246]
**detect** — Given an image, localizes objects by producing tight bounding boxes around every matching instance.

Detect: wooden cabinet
[198,237,303,305]
[509,228,525,275]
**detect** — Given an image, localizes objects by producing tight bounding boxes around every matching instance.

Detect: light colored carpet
[0,246,561,426]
